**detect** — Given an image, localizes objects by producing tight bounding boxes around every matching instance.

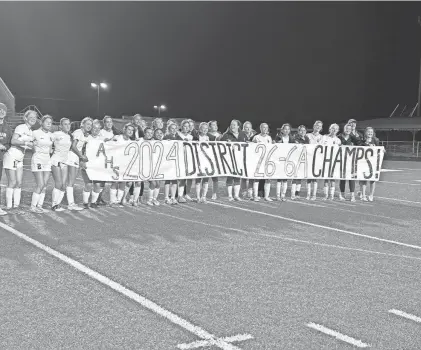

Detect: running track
[1,159,421,349]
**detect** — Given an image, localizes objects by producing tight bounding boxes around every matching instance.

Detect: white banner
[84,140,385,181]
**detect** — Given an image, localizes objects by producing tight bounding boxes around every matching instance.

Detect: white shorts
[31,153,52,172]
[3,147,25,170]
[64,152,80,168]
[51,155,68,169]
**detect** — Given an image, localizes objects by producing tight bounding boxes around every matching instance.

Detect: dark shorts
[0,160,3,181]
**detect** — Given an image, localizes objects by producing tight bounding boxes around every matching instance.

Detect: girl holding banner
[193,122,210,203]
[207,120,222,200]
[50,118,72,212]
[64,117,92,211]
[242,121,256,200]
[143,127,161,206]
[163,123,182,205]
[275,123,295,201]
[321,123,342,200]
[220,119,248,201]
[338,123,358,202]
[306,120,323,200]
[292,125,310,200]
[253,123,273,202]
[177,120,194,203]
[360,127,379,202]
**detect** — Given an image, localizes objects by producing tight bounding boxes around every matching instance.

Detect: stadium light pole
[91,82,108,116]
[154,104,166,117]
[418,17,421,117]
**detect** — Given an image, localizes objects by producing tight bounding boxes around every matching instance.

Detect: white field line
[381,169,403,172]
[306,323,370,348]
[379,180,421,186]
[0,221,246,350]
[178,334,253,349]
[395,168,421,171]
[389,309,421,323]
[144,209,421,262]
[375,196,421,205]
[209,202,421,252]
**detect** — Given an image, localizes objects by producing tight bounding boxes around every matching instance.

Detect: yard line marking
[376,196,421,205]
[147,209,421,262]
[209,202,421,251]
[306,323,370,348]
[379,180,421,186]
[389,309,421,323]
[381,169,403,172]
[178,334,253,349]
[396,168,421,171]
[0,222,248,350]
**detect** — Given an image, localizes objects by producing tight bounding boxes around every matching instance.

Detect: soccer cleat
[196,197,202,203]
[0,208,7,216]
[211,193,217,200]
[68,203,84,211]
[253,197,260,202]
[276,196,281,201]
[164,198,172,205]
[90,203,99,209]
[339,195,345,201]
[152,199,160,206]
[322,196,328,201]
[37,206,49,213]
[52,205,65,212]
[83,203,90,210]
[146,199,154,206]
[178,197,187,203]
[97,199,107,206]
[281,196,287,202]
[310,196,317,201]
[228,196,234,201]
[30,206,44,214]
[132,201,139,207]
[185,195,193,202]
[291,195,296,200]
[368,195,374,202]
[201,197,208,204]
[306,195,311,201]
[171,198,178,205]
[350,196,356,202]
[329,196,334,201]
[264,197,273,202]
[362,196,368,202]
[234,196,242,201]
[242,191,248,198]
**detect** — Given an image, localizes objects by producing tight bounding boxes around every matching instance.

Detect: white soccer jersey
[100,129,114,140]
[197,134,209,142]
[306,132,323,145]
[72,129,90,153]
[178,132,193,141]
[14,123,33,143]
[253,134,272,143]
[112,135,131,142]
[321,135,341,146]
[52,131,72,162]
[32,129,53,155]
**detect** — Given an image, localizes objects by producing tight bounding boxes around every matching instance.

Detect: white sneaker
[281,196,286,202]
[37,206,49,213]
[306,195,311,201]
[362,196,368,202]
[146,199,154,206]
[211,193,217,200]
[339,195,345,201]
[68,203,83,211]
[253,196,260,202]
[350,196,356,202]
[264,197,273,202]
[30,206,44,214]
[310,196,317,201]
[201,197,207,204]
[165,198,171,205]
[228,197,234,201]
[291,195,296,200]
[185,195,193,202]
[368,195,374,202]
[234,196,242,201]
[0,208,7,216]
[322,196,328,201]
[152,199,160,206]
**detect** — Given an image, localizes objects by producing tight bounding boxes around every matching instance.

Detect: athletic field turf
[1,158,421,349]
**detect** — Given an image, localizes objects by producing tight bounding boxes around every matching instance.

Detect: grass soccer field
[1,158,421,350]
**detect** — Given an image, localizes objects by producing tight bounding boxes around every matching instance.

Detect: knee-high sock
[324,185,329,197]
[312,181,318,197]
[37,191,46,207]
[13,188,22,207]
[164,184,170,199]
[133,186,141,202]
[31,192,40,207]
[202,183,209,198]
[282,181,288,196]
[296,183,302,193]
[178,185,185,198]
[264,183,271,198]
[330,186,335,197]
[57,190,65,205]
[276,182,282,197]
[109,188,117,203]
[233,184,240,198]
[82,191,90,204]
[52,188,60,207]
[307,182,312,197]
[116,189,124,203]
[153,188,160,200]
[253,182,259,198]
[290,183,296,197]
[91,191,100,203]
[195,183,201,199]
[171,184,177,199]
[227,185,233,198]
[66,187,75,205]
[6,188,13,208]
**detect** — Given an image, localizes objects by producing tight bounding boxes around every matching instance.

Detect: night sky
[1,1,420,128]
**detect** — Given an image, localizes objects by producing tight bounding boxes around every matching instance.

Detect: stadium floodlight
[90,81,109,116]
[154,104,167,117]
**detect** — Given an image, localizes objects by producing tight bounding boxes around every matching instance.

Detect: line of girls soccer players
[0,110,380,216]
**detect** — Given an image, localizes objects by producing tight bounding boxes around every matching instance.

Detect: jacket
[220,130,248,142]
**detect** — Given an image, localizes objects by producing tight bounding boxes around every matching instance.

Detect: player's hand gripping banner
[85,140,385,181]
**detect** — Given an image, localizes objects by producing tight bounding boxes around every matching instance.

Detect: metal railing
[379,141,420,157]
